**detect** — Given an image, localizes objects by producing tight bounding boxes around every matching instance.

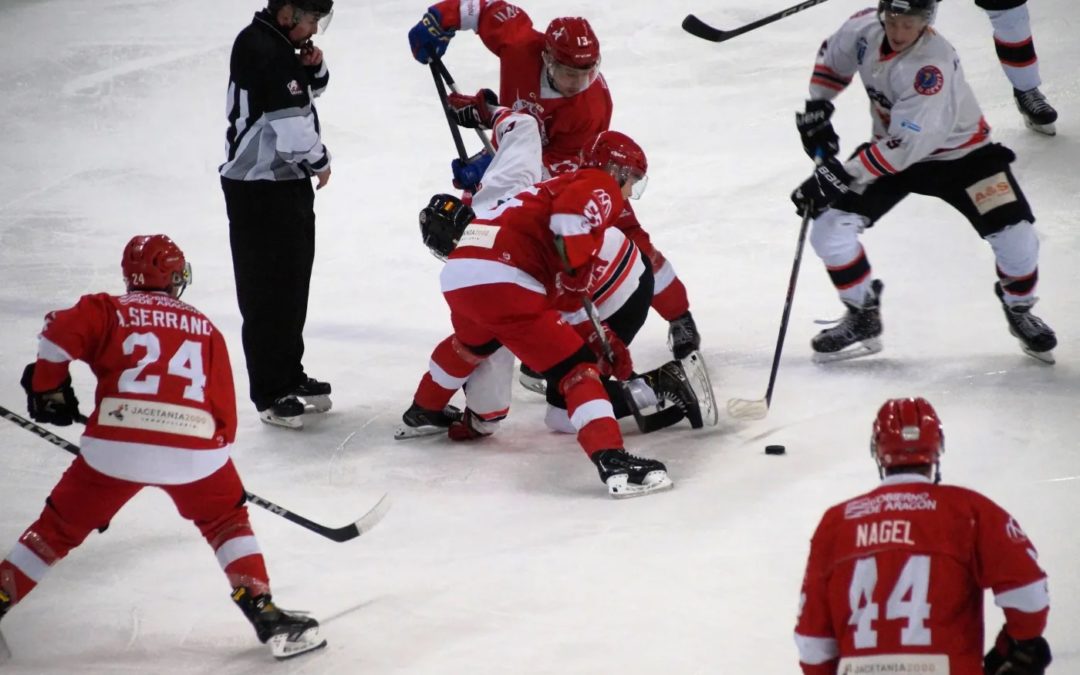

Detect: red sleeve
[613,203,663,268]
[795,509,840,675]
[550,171,624,269]
[614,203,691,319]
[32,294,111,391]
[430,0,540,56]
[208,327,238,446]
[971,492,1049,640]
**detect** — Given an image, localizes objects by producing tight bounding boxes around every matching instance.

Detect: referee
[220,0,334,429]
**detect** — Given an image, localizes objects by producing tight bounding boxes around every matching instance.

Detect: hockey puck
[765,444,786,456]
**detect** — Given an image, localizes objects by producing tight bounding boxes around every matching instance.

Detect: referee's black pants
[221,177,315,411]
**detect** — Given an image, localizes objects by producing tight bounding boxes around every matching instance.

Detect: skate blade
[812,338,883,364]
[393,424,447,440]
[269,630,327,661]
[1023,118,1056,136]
[1021,345,1055,364]
[518,374,547,395]
[300,394,332,413]
[606,471,674,499]
[680,350,719,427]
[260,411,303,429]
[726,397,768,420]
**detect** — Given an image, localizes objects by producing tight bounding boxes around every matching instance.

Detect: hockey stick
[682,0,832,44]
[726,205,812,420]
[428,58,469,162]
[0,405,389,543]
[432,56,496,155]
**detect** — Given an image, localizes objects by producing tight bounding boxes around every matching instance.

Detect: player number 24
[849,555,932,648]
[118,332,207,402]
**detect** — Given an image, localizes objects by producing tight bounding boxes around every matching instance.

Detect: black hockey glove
[667,311,701,360]
[984,627,1051,675]
[790,156,854,218]
[796,99,840,161]
[20,362,82,427]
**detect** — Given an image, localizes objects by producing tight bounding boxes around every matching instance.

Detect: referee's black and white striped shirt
[220,10,331,182]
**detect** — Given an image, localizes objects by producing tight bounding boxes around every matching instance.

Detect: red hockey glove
[447,89,500,129]
[447,408,496,441]
[576,322,633,381]
[553,257,601,312]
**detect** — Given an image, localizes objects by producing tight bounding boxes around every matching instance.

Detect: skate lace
[1018,89,1053,114]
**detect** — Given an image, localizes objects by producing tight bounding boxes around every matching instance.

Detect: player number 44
[117,332,207,402]
[849,554,932,648]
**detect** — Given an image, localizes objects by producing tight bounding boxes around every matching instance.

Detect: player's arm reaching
[794,510,841,675]
[408,0,537,63]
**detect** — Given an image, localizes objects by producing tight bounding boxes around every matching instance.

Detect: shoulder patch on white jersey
[913,65,944,96]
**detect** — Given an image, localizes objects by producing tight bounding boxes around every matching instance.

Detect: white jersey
[810,8,991,186]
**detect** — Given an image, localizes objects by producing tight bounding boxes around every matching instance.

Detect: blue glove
[408,8,455,64]
[791,155,854,217]
[452,151,493,193]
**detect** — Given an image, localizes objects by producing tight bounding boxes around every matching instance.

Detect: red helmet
[581,131,647,174]
[122,234,189,296]
[871,397,944,470]
[544,17,600,68]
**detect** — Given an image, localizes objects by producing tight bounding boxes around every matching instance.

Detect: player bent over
[791,0,1055,363]
[0,235,324,660]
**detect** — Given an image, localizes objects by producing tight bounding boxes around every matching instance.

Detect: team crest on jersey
[287,79,303,96]
[583,189,613,228]
[914,65,944,95]
[1005,516,1029,543]
[855,37,868,65]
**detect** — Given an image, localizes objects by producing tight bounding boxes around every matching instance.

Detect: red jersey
[794,474,1049,675]
[434,0,613,175]
[32,291,238,485]
[440,168,624,296]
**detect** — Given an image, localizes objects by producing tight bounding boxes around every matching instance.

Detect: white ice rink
[1,0,1078,672]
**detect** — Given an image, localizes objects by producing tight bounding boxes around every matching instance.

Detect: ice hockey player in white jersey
[790,0,1056,364]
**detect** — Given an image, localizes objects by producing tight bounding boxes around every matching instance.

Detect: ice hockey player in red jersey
[790,0,1056,364]
[0,235,325,661]
[794,397,1051,675]
[408,0,702,360]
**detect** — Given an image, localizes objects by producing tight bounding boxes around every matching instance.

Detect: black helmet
[419,194,475,260]
[269,0,333,13]
[878,0,938,22]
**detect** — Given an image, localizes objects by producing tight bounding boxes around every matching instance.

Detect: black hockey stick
[429,57,469,162]
[0,404,390,543]
[726,205,813,420]
[682,0,832,44]
[432,56,496,154]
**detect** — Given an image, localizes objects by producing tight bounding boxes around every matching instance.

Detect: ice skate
[292,377,332,413]
[667,311,701,360]
[995,283,1056,364]
[233,587,326,661]
[640,360,705,429]
[1014,88,1058,136]
[591,449,673,499]
[259,395,305,429]
[394,402,464,440]
[518,362,546,395]
[812,279,884,363]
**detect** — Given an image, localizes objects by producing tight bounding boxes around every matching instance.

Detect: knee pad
[810,210,868,265]
[985,221,1038,277]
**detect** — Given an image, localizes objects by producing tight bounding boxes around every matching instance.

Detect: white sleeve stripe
[214,535,262,570]
[6,542,52,583]
[429,360,469,390]
[37,336,74,363]
[569,399,615,430]
[550,213,592,237]
[652,259,677,293]
[995,578,1050,613]
[794,632,839,665]
[458,0,481,32]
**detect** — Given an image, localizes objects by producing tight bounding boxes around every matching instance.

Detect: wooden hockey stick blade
[681,14,732,42]
[726,397,769,420]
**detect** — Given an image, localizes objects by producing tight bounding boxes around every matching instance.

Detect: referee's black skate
[591,449,673,499]
[812,280,884,363]
[292,376,332,413]
[259,395,305,430]
[1014,87,1057,136]
[394,402,463,440]
[995,282,1056,363]
[232,586,326,661]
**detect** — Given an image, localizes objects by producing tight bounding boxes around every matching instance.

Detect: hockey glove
[20,362,82,426]
[447,89,500,129]
[796,99,840,161]
[553,257,603,312]
[576,322,633,381]
[452,151,493,193]
[790,155,854,218]
[447,408,497,441]
[408,8,455,64]
[984,628,1051,675]
[667,311,701,360]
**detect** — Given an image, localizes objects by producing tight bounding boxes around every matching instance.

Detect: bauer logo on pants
[966,172,1017,215]
[98,397,216,439]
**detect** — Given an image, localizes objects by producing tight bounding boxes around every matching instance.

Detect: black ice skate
[233,587,326,661]
[995,282,1057,364]
[292,376,332,413]
[812,279,884,363]
[518,362,546,395]
[640,361,704,430]
[591,449,673,499]
[259,395,305,430]
[667,311,701,360]
[1014,88,1058,136]
[394,402,464,440]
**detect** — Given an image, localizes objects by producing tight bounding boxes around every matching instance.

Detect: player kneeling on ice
[0,235,324,661]
[795,397,1051,675]
[790,0,1056,364]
